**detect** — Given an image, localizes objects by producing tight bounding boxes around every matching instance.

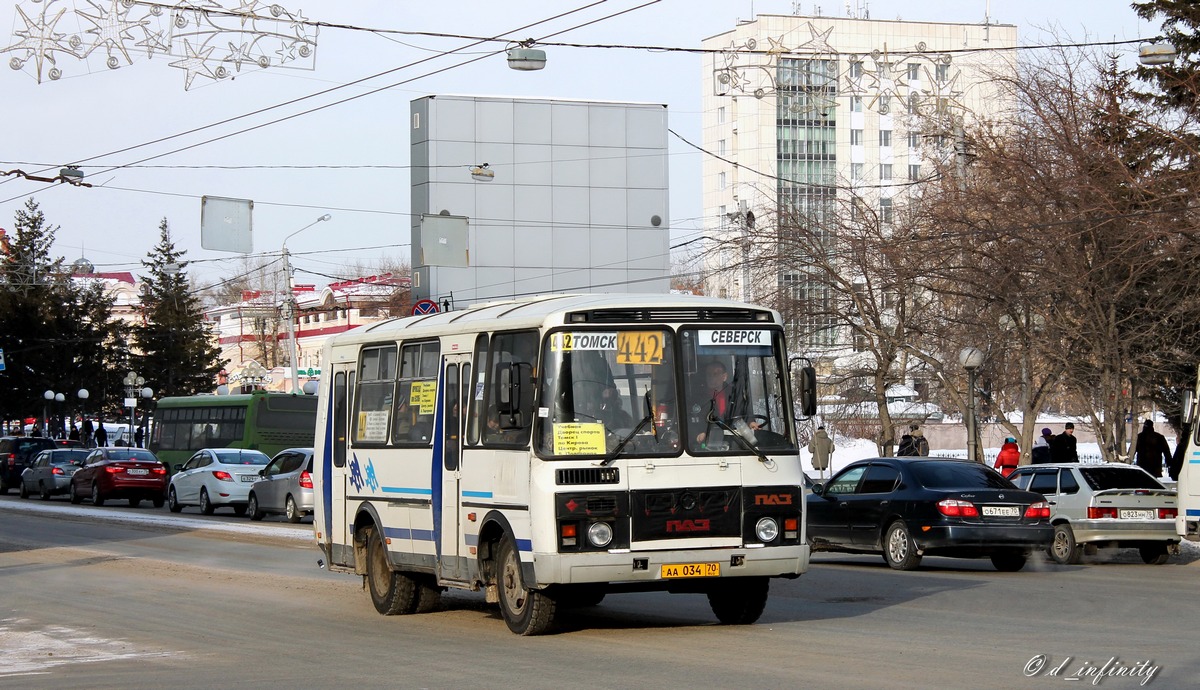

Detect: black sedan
[807,457,1054,571]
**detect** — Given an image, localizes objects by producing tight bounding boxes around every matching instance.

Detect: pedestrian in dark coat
[1050,422,1079,463]
[94,423,108,447]
[1031,428,1053,464]
[1135,420,1171,478]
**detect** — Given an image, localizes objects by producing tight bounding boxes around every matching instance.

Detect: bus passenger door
[326,364,354,557]
[438,354,469,582]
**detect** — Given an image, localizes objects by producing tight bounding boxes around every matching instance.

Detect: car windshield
[54,450,91,463]
[1079,467,1166,491]
[213,450,271,465]
[910,461,1015,489]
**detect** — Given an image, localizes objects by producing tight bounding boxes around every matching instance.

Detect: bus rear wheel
[364,527,418,615]
[496,535,556,635]
[707,577,769,625]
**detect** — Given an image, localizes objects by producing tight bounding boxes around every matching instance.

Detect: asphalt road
[1,495,1197,689]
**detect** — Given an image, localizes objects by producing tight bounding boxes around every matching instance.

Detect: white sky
[0,0,1158,291]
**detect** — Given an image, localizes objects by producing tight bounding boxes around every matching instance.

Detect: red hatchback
[70,447,168,508]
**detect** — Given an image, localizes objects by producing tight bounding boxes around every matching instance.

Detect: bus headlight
[755,517,779,543]
[587,521,614,548]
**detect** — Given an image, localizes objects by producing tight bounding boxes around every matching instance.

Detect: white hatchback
[168,448,272,516]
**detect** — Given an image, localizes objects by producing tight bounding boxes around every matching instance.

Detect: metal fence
[931,450,1106,465]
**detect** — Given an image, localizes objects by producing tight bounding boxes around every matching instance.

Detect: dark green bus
[149,392,318,471]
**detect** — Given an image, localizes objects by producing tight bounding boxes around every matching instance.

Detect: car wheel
[39,481,52,500]
[286,495,301,523]
[152,496,165,509]
[364,526,419,615]
[199,488,214,515]
[990,550,1028,572]
[91,483,105,507]
[883,520,922,571]
[247,493,264,521]
[128,498,141,508]
[1139,543,1170,565]
[1049,523,1082,565]
[497,534,557,635]
[69,482,82,504]
[18,480,29,499]
[0,480,8,496]
[167,486,183,513]
[707,577,769,625]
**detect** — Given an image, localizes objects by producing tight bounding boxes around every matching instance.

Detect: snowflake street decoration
[3,0,320,90]
[712,24,965,120]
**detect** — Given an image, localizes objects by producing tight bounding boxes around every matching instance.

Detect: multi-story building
[700,13,1016,355]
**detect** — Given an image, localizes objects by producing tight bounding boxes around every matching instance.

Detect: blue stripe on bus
[381,486,433,495]
[462,490,493,498]
[1189,458,1200,464]
[382,527,437,542]
[464,533,531,552]
[1187,509,1200,517]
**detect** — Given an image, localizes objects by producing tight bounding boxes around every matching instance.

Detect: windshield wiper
[707,403,772,464]
[600,391,656,467]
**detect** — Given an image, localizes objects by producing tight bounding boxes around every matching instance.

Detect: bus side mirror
[496,362,534,428]
[1183,387,1196,425]
[796,365,817,417]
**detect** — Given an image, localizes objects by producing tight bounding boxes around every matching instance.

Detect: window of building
[851,95,862,112]
[908,63,920,80]
[851,129,863,145]
[936,63,949,81]
[718,139,726,156]
[880,198,893,224]
[880,94,890,113]
[908,131,920,148]
[849,61,863,78]
[851,163,863,181]
[718,106,726,124]
[718,172,726,189]
[880,164,892,182]
[879,129,892,147]
[907,93,920,114]
[908,164,921,182]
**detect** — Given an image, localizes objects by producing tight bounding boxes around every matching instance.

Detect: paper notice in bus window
[358,410,389,443]
[553,422,606,455]
[410,380,437,414]
[616,331,663,365]
[549,332,617,352]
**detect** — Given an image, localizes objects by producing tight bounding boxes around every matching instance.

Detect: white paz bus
[313,293,817,635]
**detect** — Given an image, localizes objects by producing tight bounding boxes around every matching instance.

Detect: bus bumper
[531,543,809,586]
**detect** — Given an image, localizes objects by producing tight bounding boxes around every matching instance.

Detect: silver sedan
[246,448,314,523]
[19,449,91,499]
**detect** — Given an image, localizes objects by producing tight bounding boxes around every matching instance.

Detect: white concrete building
[700,14,1016,350]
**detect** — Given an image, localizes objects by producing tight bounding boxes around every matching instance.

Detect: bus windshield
[535,326,797,458]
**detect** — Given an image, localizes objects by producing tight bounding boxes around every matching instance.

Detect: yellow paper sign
[553,422,606,455]
[410,380,437,415]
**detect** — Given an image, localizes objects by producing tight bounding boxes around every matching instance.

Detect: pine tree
[132,219,225,397]
[0,199,126,427]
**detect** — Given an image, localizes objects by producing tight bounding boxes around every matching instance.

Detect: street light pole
[281,214,331,395]
[959,347,985,464]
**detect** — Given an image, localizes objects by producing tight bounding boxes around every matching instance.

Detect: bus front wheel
[364,527,418,615]
[707,577,769,625]
[496,535,556,635]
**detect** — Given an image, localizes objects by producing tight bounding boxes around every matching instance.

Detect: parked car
[807,457,1054,571]
[168,448,272,516]
[1008,463,1180,565]
[69,447,168,507]
[54,439,84,448]
[19,448,91,499]
[246,448,314,523]
[0,436,57,495]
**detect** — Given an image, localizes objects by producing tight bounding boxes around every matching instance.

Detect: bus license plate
[1120,509,1155,520]
[661,562,720,579]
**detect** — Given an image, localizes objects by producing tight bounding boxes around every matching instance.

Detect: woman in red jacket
[994,437,1020,477]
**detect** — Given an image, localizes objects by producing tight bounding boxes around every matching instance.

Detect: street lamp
[123,372,153,445]
[281,214,331,395]
[43,390,59,437]
[959,347,985,464]
[77,388,89,443]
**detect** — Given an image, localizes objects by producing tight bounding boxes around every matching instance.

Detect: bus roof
[155,391,316,407]
[334,293,781,345]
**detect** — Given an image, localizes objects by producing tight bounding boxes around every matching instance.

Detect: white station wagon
[1008,463,1179,565]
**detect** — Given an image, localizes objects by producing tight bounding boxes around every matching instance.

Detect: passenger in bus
[690,360,753,446]
[598,385,633,429]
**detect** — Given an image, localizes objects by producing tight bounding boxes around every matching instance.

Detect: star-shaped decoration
[168,37,218,89]
[795,22,836,54]
[286,8,310,34]
[765,35,790,58]
[224,40,256,71]
[2,3,73,82]
[77,0,146,66]
[136,28,172,59]
[275,39,299,64]
[229,0,263,29]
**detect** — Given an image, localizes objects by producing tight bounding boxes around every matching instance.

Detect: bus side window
[482,330,537,446]
[333,372,347,467]
[467,333,488,446]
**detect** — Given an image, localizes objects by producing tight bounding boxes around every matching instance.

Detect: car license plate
[126,468,148,476]
[982,505,1020,517]
[240,475,257,483]
[660,562,720,578]
[1120,509,1155,520]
